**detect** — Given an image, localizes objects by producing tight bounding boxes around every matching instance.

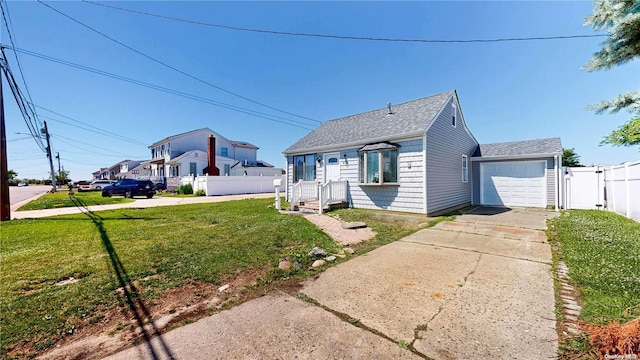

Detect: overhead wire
[35,105,149,146]
[83,0,608,44]
[3,46,316,130]
[0,48,46,152]
[0,0,41,129]
[53,135,148,158]
[51,133,148,158]
[37,0,320,124]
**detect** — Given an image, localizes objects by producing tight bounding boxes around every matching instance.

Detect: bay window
[358,143,399,185]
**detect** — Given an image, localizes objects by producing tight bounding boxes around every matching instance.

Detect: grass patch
[331,208,454,254]
[17,191,133,210]
[0,198,336,357]
[1,200,444,357]
[549,210,640,324]
[548,210,640,358]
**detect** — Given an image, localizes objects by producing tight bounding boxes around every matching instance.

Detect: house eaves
[284,132,425,156]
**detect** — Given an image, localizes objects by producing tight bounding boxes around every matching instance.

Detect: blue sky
[2,1,638,181]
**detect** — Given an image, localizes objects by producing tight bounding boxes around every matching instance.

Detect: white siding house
[284,89,562,215]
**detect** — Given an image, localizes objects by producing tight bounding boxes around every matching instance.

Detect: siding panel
[425,97,478,213]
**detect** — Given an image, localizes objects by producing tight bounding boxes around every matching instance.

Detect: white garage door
[480,161,546,207]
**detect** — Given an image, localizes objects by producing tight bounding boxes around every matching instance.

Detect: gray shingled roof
[284,90,454,154]
[473,138,562,158]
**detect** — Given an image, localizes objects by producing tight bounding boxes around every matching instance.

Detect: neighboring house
[92,160,145,180]
[119,160,152,179]
[148,128,280,189]
[284,90,562,215]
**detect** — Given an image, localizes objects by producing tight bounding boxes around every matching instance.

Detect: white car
[88,180,114,191]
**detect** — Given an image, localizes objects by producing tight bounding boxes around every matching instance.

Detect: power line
[0,0,41,130]
[38,0,319,124]
[53,135,148,158]
[4,46,317,130]
[84,0,608,44]
[0,48,46,152]
[35,105,149,146]
[51,133,147,158]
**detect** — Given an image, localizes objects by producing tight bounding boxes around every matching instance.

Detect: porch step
[297,200,348,212]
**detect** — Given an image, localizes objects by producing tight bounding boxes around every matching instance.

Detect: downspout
[554,155,559,212]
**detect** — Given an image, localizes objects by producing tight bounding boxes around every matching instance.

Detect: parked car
[80,180,114,192]
[75,180,91,191]
[102,179,155,198]
[17,182,28,187]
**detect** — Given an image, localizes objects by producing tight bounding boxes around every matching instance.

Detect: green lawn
[549,210,640,324]
[0,198,440,358]
[17,191,133,210]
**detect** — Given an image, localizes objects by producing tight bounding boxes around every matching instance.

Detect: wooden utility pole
[43,121,56,192]
[1,67,10,221]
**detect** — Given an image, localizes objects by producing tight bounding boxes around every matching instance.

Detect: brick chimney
[203,135,220,176]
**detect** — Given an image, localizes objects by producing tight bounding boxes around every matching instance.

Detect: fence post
[609,166,615,213]
[625,162,630,219]
[318,183,323,215]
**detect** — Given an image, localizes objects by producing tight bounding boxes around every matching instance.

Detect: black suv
[102,179,155,198]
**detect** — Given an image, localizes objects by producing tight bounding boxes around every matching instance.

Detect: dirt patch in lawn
[28,266,274,360]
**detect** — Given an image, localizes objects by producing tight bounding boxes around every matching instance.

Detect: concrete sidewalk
[99,207,558,360]
[11,193,277,219]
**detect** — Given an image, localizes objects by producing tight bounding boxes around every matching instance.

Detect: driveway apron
[301,207,559,359]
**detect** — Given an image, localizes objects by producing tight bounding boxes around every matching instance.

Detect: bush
[195,189,206,196]
[177,184,193,195]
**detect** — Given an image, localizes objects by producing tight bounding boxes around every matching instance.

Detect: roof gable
[473,138,562,158]
[284,90,454,154]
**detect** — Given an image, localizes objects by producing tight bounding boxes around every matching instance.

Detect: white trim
[471,153,561,162]
[479,160,547,207]
[423,135,428,214]
[462,154,468,183]
[452,104,457,128]
[554,155,559,211]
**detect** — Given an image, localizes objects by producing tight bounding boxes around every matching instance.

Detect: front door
[324,153,341,182]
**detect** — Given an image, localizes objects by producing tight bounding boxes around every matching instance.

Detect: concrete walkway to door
[301,206,559,359]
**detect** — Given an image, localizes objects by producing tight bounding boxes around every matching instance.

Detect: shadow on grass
[70,194,175,359]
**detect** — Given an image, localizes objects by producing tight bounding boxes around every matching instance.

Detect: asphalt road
[8,185,49,209]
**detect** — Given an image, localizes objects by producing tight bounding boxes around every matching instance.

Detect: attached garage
[471,138,563,209]
[480,161,546,207]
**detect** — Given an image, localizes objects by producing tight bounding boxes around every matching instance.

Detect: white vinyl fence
[181,175,286,196]
[564,161,640,221]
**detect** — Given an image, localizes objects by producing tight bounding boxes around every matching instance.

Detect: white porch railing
[290,179,348,213]
[290,181,319,210]
[319,180,348,214]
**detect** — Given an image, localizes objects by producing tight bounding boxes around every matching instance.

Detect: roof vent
[387,102,393,115]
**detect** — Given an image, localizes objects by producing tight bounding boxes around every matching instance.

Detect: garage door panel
[480,161,546,208]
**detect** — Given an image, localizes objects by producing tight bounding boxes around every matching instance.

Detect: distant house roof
[473,138,562,158]
[230,140,258,150]
[149,128,213,149]
[149,128,257,150]
[284,90,455,154]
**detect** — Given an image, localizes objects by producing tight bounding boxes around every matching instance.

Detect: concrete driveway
[301,206,559,359]
[101,206,559,360]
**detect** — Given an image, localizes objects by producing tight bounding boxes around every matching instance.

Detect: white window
[452,104,457,128]
[358,143,399,185]
[462,155,468,183]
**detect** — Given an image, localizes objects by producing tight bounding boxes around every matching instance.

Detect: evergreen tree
[584,0,640,147]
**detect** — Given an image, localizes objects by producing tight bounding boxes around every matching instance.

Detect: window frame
[358,145,399,186]
[221,147,228,157]
[292,154,317,182]
[452,104,457,128]
[462,155,468,183]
